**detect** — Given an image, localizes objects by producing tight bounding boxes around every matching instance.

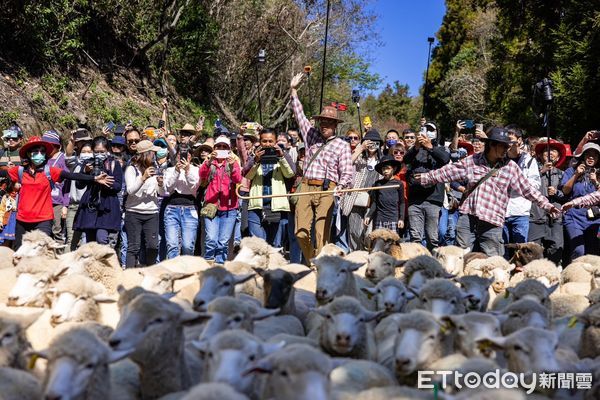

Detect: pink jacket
[199,160,242,211]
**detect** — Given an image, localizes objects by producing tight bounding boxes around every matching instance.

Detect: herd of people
[2,72,600,267]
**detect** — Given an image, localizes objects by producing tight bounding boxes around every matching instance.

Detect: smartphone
[463,120,474,129]
[419,127,428,138]
[216,150,230,159]
[158,120,165,129]
[105,121,115,131]
[475,123,484,132]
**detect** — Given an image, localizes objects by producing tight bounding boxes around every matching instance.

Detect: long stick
[256,63,263,125]
[319,0,331,113]
[422,38,435,118]
[237,184,400,201]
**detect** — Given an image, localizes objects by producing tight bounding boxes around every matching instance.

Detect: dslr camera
[352,89,360,103]
[260,147,280,164]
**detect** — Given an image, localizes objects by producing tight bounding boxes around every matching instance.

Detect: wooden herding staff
[236,184,401,201]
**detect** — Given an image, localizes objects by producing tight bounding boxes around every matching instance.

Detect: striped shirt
[571,189,600,208]
[290,93,354,188]
[419,153,553,227]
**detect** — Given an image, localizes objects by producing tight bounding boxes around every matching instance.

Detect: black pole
[307,72,313,117]
[357,102,363,135]
[255,64,263,125]
[319,0,331,113]
[422,37,435,118]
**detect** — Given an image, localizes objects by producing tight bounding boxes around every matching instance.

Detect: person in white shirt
[163,152,200,258]
[503,125,541,249]
[123,140,165,268]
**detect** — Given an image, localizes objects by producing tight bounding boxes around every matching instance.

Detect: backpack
[17,165,55,190]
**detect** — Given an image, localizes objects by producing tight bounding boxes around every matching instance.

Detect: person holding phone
[199,135,242,264]
[245,128,296,245]
[123,140,164,268]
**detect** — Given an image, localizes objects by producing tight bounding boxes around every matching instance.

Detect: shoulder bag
[458,167,499,207]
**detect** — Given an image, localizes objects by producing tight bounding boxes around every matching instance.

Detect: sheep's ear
[476,336,506,352]
[506,264,516,273]
[431,248,439,257]
[51,265,69,280]
[314,307,329,318]
[161,291,178,300]
[191,339,209,355]
[363,310,384,323]
[243,359,274,375]
[394,259,407,269]
[117,284,126,296]
[577,313,591,327]
[591,276,599,291]
[49,241,67,250]
[407,286,420,298]
[345,261,363,272]
[93,294,117,303]
[504,243,521,250]
[252,267,266,277]
[361,287,377,299]
[164,272,194,282]
[179,311,212,325]
[252,307,280,321]
[440,315,456,332]
[547,283,559,295]
[26,349,49,369]
[292,269,313,283]
[485,276,495,286]
[234,272,256,285]
[262,341,286,355]
[463,247,471,255]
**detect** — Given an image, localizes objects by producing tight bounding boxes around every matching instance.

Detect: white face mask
[79,153,93,160]
[427,130,437,141]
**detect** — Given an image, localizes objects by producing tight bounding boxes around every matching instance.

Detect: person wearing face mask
[404,121,450,250]
[337,129,382,251]
[0,123,24,169]
[73,136,123,245]
[0,137,113,248]
[560,142,600,260]
[64,143,93,251]
[384,129,400,155]
[290,72,354,263]
[41,130,70,243]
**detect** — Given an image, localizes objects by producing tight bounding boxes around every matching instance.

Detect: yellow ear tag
[567,316,578,329]
[503,290,510,299]
[28,354,39,370]
[440,325,447,334]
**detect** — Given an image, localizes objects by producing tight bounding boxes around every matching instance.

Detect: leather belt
[302,178,337,187]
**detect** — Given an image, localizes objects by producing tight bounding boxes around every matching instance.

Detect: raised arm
[511,164,556,214]
[418,159,468,187]
[290,73,320,147]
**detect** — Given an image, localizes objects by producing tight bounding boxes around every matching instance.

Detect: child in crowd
[0,180,19,245]
[365,155,405,231]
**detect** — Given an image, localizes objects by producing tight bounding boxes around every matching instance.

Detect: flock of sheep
[0,228,599,399]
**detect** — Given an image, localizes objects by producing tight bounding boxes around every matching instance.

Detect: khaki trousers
[294,183,335,263]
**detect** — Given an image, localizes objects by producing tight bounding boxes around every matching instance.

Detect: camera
[534,78,554,103]
[179,143,190,160]
[261,147,279,164]
[352,89,360,103]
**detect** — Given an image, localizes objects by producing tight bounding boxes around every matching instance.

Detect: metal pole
[319,0,331,113]
[255,63,263,125]
[356,102,363,135]
[422,37,435,118]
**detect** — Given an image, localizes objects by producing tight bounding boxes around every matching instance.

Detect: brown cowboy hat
[312,105,343,123]
[178,123,197,134]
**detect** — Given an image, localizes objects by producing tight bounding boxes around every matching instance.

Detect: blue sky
[368,0,446,96]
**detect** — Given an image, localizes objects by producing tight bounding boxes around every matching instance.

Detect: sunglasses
[393,150,405,155]
[127,139,141,144]
[404,135,416,140]
[347,136,360,141]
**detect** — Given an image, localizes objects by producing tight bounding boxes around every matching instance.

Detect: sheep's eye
[280,370,289,377]
[400,292,405,296]
[458,326,466,332]
[325,314,333,320]
[428,334,436,340]
[339,269,347,274]
[81,253,91,259]
[85,363,95,369]
[208,352,213,359]
[509,312,519,318]
[377,288,382,294]
[233,316,242,323]
[422,298,428,303]
[513,345,526,353]
[248,354,256,361]
[222,281,231,287]
[3,332,13,339]
[358,317,365,323]
[152,317,164,324]
[450,299,456,305]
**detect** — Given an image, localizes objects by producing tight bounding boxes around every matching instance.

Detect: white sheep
[367,228,431,259]
[12,229,65,265]
[180,382,249,400]
[360,277,410,313]
[31,327,136,400]
[192,266,256,310]
[7,256,67,307]
[0,366,43,400]
[432,245,467,277]
[508,258,560,287]
[109,292,210,399]
[490,279,558,312]
[463,256,515,297]
[192,329,284,398]
[47,274,115,326]
[412,278,467,317]
[454,275,494,312]
[363,252,404,284]
[0,246,15,269]
[314,296,381,360]
[399,255,452,292]
[233,236,287,268]
[499,298,550,335]
[561,261,600,284]
[440,312,501,357]
[0,310,42,370]
[313,255,374,309]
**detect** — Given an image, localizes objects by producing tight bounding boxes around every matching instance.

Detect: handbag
[353,191,370,208]
[200,203,218,219]
[290,140,334,206]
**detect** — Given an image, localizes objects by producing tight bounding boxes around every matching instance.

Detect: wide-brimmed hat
[111,136,126,147]
[154,138,168,148]
[194,142,213,153]
[577,142,600,159]
[375,154,403,175]
[136,140,162,154]
[313,105,343,123]
[362,129,382,143]
[535,139,568,168]
[42,130,61,147]
[484,127,511,145]
[179,123,197,135]
[457,141,474,156]
[73,128,92,142]
[19,136,54,159]
[243,132,259,143]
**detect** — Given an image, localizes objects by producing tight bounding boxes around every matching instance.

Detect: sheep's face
[0,320,23,367]
[443,314,501,357]
[194,271,237,310]
[199,306,278,341]
[435,252,464,277]
[44,356,103,400]
[364,282,409,313]
[419,294,461,317]
[139,271,194,295]
[455,277,493,311]
[262,270,294,310]
[8,272,52,307]
[488,269,510,293]
[579,309,600,358]
[370,237,393,253]
[12,236,63,265]
[268,370,330,400]
[394,325,441,376]
[233,246,265,266]
[480,328,561,374]
[49,291,103,326]
[314,258,361,305]
[365,253,396,284]
[320,311,367,356]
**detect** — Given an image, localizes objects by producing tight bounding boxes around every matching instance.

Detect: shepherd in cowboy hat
[289,72,355,264]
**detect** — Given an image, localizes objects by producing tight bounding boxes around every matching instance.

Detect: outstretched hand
[561,201,575,212]
[290,73,304,90]
[547,205,562,219]
[95,172,115,188]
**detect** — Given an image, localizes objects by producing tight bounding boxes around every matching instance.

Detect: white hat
[214,135,231,148]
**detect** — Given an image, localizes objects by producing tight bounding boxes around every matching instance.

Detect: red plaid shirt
[291,93,354,188]
[572,189,600,208]
[420,153,553,227]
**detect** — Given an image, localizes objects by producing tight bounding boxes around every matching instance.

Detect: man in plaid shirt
[289,72,354,262]
[415,127,560,256]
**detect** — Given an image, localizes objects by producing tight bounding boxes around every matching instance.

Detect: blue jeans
[334,214,350,253]
[503,215,529,244]
[248,209,280,245]
[439,208,459,246]
[164,205,199,259]
[204,209,237,264]
[234,208,242,245]
[274,213,288,248]
[287,209,302,264]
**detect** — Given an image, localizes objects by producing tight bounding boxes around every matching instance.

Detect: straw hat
[136,140,162,154]
[179,123,197,134]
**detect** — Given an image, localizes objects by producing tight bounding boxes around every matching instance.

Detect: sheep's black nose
[316,288,328,299]
[366,269,376,277]
[396,357,411,367]
[335,333,351,345]
[384,302,395,310]
[193,298,206,310]
[109,338,121,348]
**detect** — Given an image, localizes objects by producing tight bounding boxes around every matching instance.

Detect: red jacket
[199,160,242,211]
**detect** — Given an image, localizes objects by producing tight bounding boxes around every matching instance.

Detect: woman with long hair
[123,140,164,268]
